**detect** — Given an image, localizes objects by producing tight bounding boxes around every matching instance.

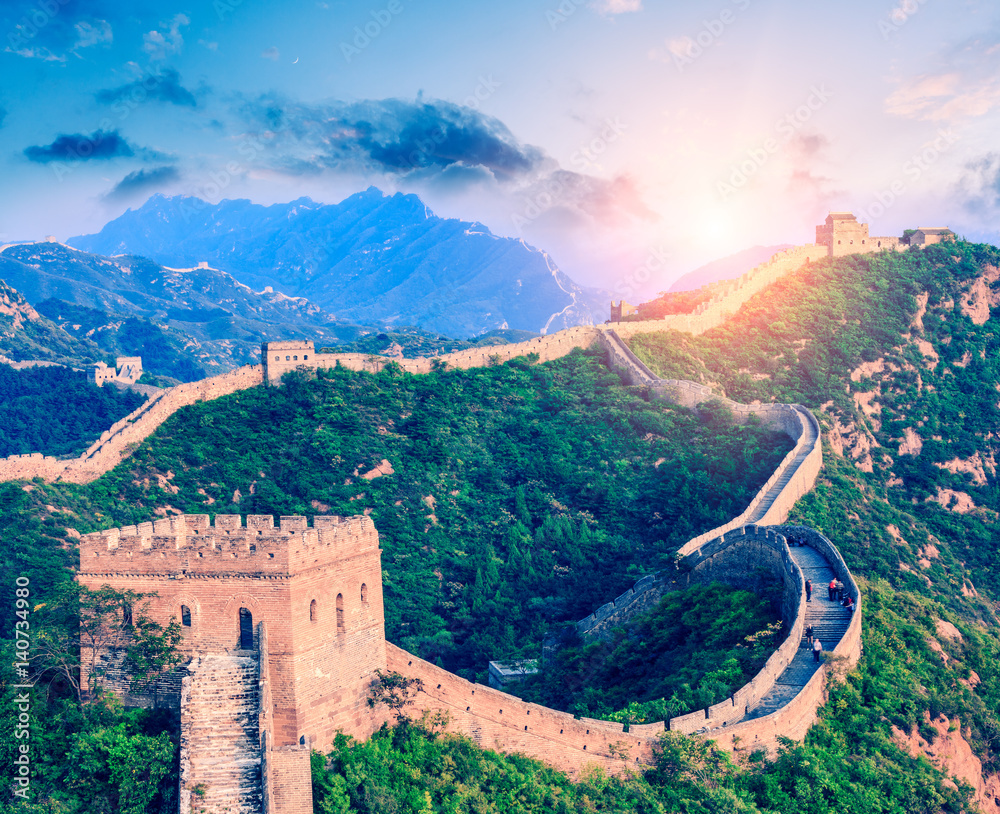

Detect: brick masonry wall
[78,513,386,752]
[0,365,263,484]
[58,238,862,796]
[387,643,656,776]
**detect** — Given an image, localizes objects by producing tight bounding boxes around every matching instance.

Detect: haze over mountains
[0,241,362,374]
[69,189,609,338]
[668,245,794,293]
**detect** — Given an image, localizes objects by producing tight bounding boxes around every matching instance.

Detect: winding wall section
[5,245,861,779]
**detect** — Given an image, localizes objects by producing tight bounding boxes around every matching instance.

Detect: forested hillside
[0,364,147,458]
[4,242,1000,813]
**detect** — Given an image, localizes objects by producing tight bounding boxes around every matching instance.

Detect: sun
[694,210,732,247]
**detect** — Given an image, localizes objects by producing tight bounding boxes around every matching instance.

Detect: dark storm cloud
[96,68,198,108]
[238,95,545,181]
[24,129,134,162]
[103,165,180,201]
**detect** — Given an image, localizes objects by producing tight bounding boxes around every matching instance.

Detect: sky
[1,0,999,297]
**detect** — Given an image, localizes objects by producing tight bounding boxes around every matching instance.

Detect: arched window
[361,583,368,604]
[181,605,192,627]
[336,594,344,634]
[239,608,253,649]
[310,599,317,622]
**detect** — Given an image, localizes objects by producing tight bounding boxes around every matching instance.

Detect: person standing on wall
[806,624,814,646]
[828,579,836,601]
[805,578,812,602]
[812,637,823,663]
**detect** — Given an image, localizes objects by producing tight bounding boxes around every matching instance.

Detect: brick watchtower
[77,514,387,813]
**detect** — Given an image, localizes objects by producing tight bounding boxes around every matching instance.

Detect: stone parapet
[79,514,377,578]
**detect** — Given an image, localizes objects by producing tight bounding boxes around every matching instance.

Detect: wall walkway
[11,240,862,783]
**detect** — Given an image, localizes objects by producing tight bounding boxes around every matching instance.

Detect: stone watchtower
[77,514,387,814]
[816,212,901,256]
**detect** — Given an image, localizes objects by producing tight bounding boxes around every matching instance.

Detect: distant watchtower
[261,340,315,384]
[816,212,901,256]
[77,514,387,813]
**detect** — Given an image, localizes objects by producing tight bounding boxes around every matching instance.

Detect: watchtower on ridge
[77,513,387,812]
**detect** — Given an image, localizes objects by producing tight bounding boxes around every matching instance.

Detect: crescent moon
[293,57,299,63]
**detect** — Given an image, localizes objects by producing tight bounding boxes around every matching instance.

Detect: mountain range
[69,189,609,337]
[0,241,368,374]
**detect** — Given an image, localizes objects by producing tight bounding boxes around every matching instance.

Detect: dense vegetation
[35,300,212,383]
[0,348,788,812]
[311,575,994,814]
[5,241,1000,812]
[0,364,146,458]
[19,347,787,675]
[516,582,782,723]
[628,242,1000,606]
[0,280,106,367]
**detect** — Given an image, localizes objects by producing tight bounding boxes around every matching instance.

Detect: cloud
[96,68,198,107]
[591,0,642,14]
[73,19,112,50]
[24,130,135,163]
[516,170,655,230]
[143,13,189,61]
[199,39,219,51]
[886,34,1000,122]
[238,95,546,181]
[5,45,66,62]
[956,153,1000,215]
[103,165,180,202]
[233,94,655,241]
[261,46,280,61]
[2,0,116,61]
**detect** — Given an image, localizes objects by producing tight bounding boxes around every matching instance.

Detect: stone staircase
[183,653,263,814]
[738,545,853,722]
[747,406,819,523]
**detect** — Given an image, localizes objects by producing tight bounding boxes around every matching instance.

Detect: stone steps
[726,543,851,728]
[184,654,263,814]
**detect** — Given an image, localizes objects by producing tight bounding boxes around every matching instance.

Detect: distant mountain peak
[68,189,610,337]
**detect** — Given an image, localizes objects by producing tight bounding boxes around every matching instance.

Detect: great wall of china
[5,222,878,814]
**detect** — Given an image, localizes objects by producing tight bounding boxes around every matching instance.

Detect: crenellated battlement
[79,513,378,576]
